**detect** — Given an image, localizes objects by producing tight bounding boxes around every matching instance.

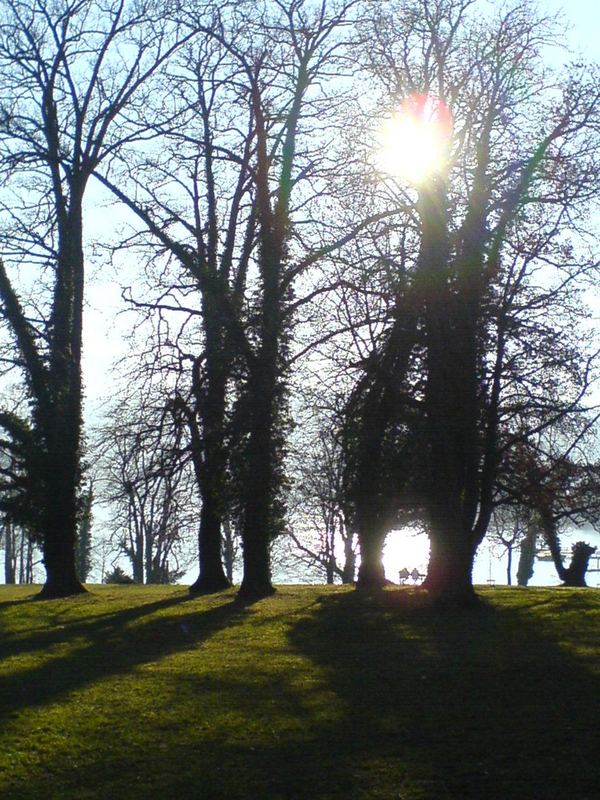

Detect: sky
[542,0,599,56]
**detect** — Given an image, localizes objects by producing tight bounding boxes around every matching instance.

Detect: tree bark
[562,542,596,587]
[423,526,478,606]
[181,301,231,594]
[237,453,277,599]
[237,362,277,601]
[3,522,16,584]
[190,493,231,593]
[418,181,483,606]
[38,448,86,598]
[37,205,87,599]
[342,533,356,584]
[356,523,387,589]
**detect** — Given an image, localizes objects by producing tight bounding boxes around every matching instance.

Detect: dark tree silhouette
[0,0,196,597]
[353,0,600,604]
[507,445,600,587]
[516,523,538,587]
[98,0,371,599]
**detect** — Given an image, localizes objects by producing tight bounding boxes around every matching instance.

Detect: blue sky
[543,0,599,57]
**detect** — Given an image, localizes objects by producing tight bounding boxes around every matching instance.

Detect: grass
[0,584,599,800]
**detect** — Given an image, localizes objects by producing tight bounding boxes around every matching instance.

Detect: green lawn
[0,584,598,799]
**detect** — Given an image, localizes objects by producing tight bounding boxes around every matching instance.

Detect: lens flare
[375,93,453,184]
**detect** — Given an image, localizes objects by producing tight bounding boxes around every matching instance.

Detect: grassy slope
[0,584,599,800]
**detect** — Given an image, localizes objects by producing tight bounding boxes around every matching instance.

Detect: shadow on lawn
[281,590,600,800]
[2,589,599,800]
[0,591,244,718]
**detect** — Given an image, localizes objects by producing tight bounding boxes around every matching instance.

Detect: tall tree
[0,0,195,597]
[355,0,600,603]
[98,0,366,599]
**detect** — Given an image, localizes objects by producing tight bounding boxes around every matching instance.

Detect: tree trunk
[238,457,276,599]
[506,544,513,586]
[188,340,231,595]
[38,468,86,597]
[239,513,275,601]
[516,523,537,586]
[356,524,387,589]
[39,541,85,597]
[4,522,16,584]
[18,533,25,583]
[221,518,236,584]
[38,208,86,599]
[342,533,356,584]
[418,183,483,607]
[133,526,144,584]
[423,528,478,606]
[562,542,597,587]
[190,494,231,593]
[539,512,568,583]
[238,367,277,601]
[38,479,85,598]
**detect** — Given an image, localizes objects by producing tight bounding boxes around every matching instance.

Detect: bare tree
[288,422,357,584]
[488,508,530,586]
[96,395,196,584]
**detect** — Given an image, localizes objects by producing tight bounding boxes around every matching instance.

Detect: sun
[375,93,453,184]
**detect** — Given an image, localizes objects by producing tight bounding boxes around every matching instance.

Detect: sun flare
[375,94,453,184]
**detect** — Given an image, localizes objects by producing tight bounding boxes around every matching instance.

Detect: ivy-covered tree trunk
[517,524,537,586]
[419,178,485,607]
[342,533,357,584]
[37,396,85,596]
[38,208,87,598]
[189,321,231,594]
[542,512,597,587]
[0,234,86,599]
[238,359,278,600]
[423,517,477,605]
[562,542,597,587]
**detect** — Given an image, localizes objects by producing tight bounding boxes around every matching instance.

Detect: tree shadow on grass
[0,591,245,719]
[282,589,600,800]
[2,588,599,800]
